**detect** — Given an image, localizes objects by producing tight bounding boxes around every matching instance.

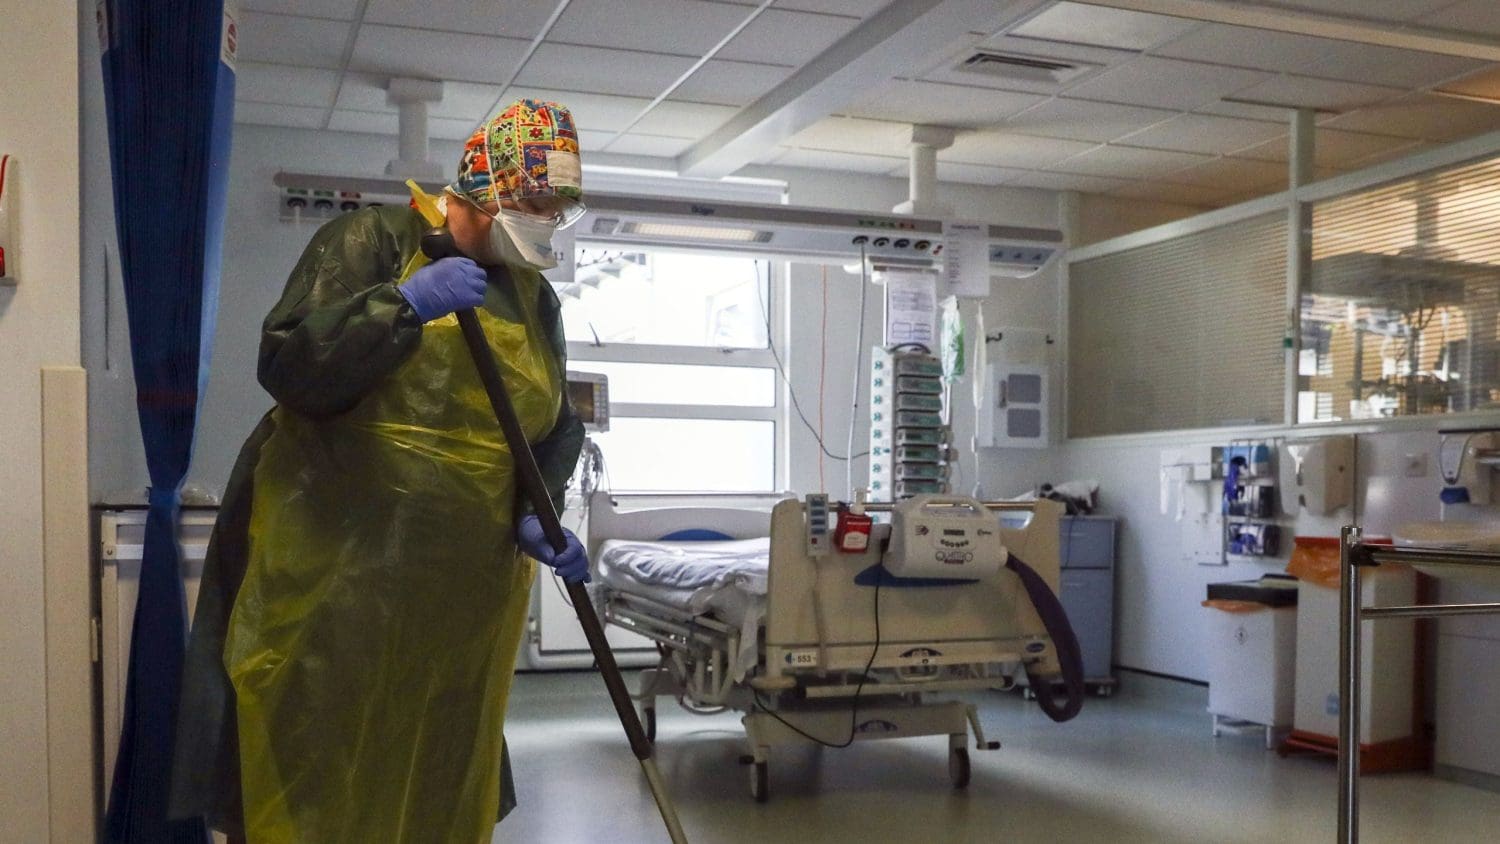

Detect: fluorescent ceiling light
[619,221,771,243]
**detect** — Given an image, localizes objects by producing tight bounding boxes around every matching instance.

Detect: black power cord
[752,574,882,748]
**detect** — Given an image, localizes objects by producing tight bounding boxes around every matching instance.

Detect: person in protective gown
[170,99,590,843]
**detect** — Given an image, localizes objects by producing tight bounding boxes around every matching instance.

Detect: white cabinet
[1294,569,1416,744]
[1436,578,1500,785]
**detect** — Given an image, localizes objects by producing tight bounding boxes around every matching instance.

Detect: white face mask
[484,210,559,270]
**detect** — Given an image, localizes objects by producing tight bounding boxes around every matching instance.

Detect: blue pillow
[658,528,736,542]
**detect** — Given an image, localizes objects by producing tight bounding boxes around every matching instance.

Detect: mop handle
[454,307,653,763]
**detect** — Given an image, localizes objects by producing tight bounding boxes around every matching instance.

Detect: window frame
[561,246,785,493]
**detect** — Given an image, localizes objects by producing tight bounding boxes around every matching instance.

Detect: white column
[1285,108,1315,425]
[385,77,445,181]
[893,124,956,216]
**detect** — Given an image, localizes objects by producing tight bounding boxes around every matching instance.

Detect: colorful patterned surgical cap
[452,99,582,205]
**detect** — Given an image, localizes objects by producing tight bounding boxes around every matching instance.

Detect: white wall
[1060,426,1445,681]
[0,4,81,841]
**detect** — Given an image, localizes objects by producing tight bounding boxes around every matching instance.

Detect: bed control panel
[805,493,831,557]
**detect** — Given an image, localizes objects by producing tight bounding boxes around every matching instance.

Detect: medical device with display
[887,495,1007,579]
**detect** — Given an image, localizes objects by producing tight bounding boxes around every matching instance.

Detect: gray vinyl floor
[493,670,1500,843]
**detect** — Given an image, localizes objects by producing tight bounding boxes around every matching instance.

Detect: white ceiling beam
[1069,0,1500,61]
[677,0,1046,179]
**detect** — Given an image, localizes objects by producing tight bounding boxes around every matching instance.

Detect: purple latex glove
[397,256,487,322]
[517,515,590,583]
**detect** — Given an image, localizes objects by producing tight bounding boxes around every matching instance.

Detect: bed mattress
[598,537,769,678]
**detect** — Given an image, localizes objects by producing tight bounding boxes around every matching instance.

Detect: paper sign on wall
[880,269,937,348]
[942,220,990,299]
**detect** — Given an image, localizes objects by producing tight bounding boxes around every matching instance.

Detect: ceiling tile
[1226,75,1404,112]
[238,12,350,69]
[327,109,397,136]
[1152,24,1339,74]
[1321,92,1500,140]
[1439,65,1500,103]
[1299,46,1488,90]
[1004,170,1137,194]
[1164,156,1289,189]
[1418,0,1500,37]
[1114,113,1287,155]
[1198,99,1305,121]
[363,0,556,39]
[1054,145,1215,179]
[603,134,697,158]
[516,43,699,98]
[944,132,1099,169]
[772,148,908,174]
[234,102,327,130]
[1272,1,1455,21]
[786,116,910,155]
[749,0,889,14]
[577,129,620,153]
[1343,139,1433,169]
[1001,97,1175,143]
[670,60,794,106]
[1108,180,1236,206]
[632,101,738,139]
[1234,128,1421,167]
[350,25,531,84]
[550,0,750,57]
[846,79,1045,128]
[1009,1,1199,51]
[717,9,860,66]
[242,0,359,19]
[235,62,341,109]
[333,73,505,121]
[1063,57,1269,111]
[931,162,1030,186]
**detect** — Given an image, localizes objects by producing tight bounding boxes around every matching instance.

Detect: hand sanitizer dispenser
[1280,435,1354,516]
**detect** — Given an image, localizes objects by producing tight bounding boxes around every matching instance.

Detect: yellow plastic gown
[170,198,583,843]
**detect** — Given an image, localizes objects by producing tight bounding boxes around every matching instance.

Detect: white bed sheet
[599,537,769,679]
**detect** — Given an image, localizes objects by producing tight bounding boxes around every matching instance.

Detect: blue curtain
[100,1,234,840]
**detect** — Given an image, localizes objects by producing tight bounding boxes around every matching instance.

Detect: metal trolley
[1337,527,1500,843]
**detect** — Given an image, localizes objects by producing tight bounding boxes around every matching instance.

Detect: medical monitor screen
[566,375,608,432]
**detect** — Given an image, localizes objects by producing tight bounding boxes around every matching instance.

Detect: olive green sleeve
[258,208,425,418]
[526,276,585,516]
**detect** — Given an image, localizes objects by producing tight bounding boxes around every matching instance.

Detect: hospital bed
[587,490,1078,801]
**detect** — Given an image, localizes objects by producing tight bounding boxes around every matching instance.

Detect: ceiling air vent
[956,50,1098,85]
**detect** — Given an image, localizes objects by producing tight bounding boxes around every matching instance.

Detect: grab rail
[1337,527,1500,843]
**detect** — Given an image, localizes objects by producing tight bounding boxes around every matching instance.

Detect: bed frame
[587,489,1067,802]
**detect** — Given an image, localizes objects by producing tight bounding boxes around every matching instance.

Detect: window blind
[1300,155,1500,422]
[1069,213,1288,437]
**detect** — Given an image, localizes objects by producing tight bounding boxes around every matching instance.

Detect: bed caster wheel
[1097,686,1114,698]
[949,748,971,789]
[749,761,769,803]
[641,706,656,743]
[1021,686,1036,702]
